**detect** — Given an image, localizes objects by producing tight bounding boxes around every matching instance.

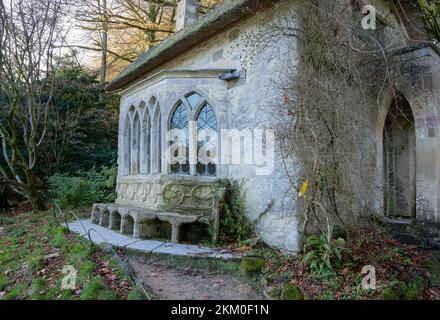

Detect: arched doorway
[383,94,416,218]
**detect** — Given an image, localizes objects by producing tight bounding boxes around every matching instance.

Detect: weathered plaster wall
[115,0,440,252]
[117,0,300,252]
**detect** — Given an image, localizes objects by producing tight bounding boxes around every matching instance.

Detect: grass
[0,208,140,300]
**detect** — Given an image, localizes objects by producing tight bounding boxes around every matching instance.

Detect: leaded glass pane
[186,93,203,110]
[170,103,190,175]
[196,103,217,176]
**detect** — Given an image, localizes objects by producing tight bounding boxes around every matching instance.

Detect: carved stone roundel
[191,185,214,207]
[162,184,185,206]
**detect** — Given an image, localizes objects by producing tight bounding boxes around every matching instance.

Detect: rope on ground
[52,203,152,300]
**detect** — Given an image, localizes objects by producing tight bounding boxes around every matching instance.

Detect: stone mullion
[189,120,197,175]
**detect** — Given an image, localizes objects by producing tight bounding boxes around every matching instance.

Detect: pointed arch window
[170,102,190,174]
[186,92,203,109]
[141,109,151,174]
[157,113,162,173]
[123,113,132,175]
[196,103,218,176]
[132,112,141,175]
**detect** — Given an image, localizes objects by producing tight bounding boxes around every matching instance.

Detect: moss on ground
[281,283,303,300]
[0,209,140,300]
[240,256,265,277]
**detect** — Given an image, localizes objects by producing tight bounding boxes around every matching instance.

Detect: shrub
[301,235,347,278]
[218,179,254,244]
[48,166,116,209]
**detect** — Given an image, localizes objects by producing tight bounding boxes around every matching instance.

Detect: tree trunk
[26,184,46,211]
[0,185,9,212]
[99,0,108,104]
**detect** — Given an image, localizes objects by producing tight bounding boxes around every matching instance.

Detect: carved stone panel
[162,183,185,206]
[191,185,214,207]
[117,178,219,212]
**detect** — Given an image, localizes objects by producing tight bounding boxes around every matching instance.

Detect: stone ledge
[91,203,214,243]
[66,220,241,261]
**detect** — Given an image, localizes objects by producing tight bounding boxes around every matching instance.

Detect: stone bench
[91,180,225,244]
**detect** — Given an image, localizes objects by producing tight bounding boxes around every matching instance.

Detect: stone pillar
[99,211,110,227]
[133,219,141,238]
[121,215,134,235]
[109,212,121,230]
[176,0,199,32]
[91,206,100,224]
[171,222,182,243]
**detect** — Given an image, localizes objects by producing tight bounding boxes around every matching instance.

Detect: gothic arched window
[196,103,217,176]
[141,109,151,174]
[186,92,203,109]
[123,112,132,175]
[132,112,141,175]
[170,102,190,174]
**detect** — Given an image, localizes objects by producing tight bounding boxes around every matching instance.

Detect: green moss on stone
[281,283,303,300]
[240,256,265,277]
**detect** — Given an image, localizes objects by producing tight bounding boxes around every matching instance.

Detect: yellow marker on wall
[299,180,309,198]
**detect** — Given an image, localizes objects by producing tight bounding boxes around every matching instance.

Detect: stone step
[385,218,440,249]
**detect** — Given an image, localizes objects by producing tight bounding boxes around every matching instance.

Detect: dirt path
[127,256,264,300]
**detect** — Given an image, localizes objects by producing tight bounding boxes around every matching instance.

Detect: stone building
[95,0,440,252]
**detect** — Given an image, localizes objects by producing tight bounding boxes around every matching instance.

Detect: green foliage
[79,277,105,300]
[301,235,347,278]
[97,290,117,300]
[0,209,138,300]
[380,276,427,300]
[48,166,117,209]
[281,283,303,300]
[424,252,440,288]
[218,179,254,244]
[1,284,26,300]
[0,215,15,225]
[42,54,119,175]
[419,0,440,42]
[28,278,48,299]
[50,226,70,248]
[403,276,427,300]
[0,277,8,291]
[127,285,149,300]
[240,256,265,277]
[7,227,27,238]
